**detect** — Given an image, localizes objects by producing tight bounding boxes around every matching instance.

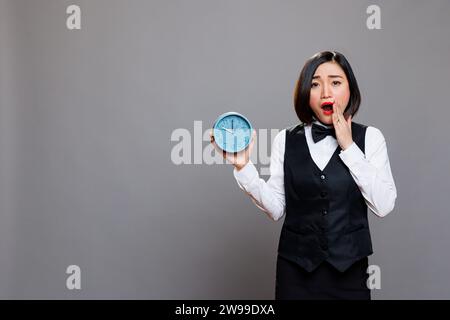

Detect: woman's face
[309,61,350,125]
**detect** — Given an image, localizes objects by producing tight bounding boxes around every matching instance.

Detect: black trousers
[275,255,371,300]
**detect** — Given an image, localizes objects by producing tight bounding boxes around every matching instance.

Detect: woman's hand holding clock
[210,129,257,171]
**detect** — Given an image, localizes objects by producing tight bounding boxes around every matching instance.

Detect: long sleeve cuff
[339,142,365,168]
[233,161,258,189]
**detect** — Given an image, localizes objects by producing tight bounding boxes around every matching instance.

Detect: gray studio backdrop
[1,0,449,299]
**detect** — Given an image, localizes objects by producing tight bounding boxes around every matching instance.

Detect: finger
[248,129,256,144]
[332,112,337,126]
[250,129,257,144]
[335,103,344,117]
[248,139,255,158]
[332,104,339,121]
[334,104,343,122]
[246,130,256,153]
[332,106,339,125]
[335,105,344,126]
[232,151,237,164]
[210,136,220,151]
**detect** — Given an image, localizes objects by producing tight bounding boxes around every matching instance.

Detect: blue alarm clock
[212,112,253,153]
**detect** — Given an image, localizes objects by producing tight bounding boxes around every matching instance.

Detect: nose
[321,83,332,99]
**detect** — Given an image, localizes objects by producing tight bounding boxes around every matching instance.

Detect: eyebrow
[312,75,344,80]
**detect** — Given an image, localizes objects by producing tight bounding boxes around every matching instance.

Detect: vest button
[320,174,326,180]
[320,191,327,198]
[323,210,328,215]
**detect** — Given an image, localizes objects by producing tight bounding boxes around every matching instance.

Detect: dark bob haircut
[293,51,361,124]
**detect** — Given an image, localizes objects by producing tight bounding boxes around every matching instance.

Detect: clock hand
[221,127,235,135]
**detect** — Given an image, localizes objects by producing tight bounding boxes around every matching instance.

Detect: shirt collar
[311,115,333,129]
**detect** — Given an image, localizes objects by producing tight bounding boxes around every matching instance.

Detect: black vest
[277,122,373,272]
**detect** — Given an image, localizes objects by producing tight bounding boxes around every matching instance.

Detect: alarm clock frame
[212,111,253,153]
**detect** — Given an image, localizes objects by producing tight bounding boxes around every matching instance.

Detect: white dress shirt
[233,119,397,221]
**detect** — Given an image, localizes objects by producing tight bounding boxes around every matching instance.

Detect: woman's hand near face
[209,129,257,171]
[332,103,353,150]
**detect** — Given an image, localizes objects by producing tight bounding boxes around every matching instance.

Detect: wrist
[235,162,248,171]
[342,140,354,151]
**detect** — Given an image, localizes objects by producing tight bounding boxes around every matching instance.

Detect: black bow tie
[311,123,336,143]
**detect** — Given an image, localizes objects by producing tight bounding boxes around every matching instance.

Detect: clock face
[213,112,253,153]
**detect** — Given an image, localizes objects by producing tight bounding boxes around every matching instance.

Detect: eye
[332,81,341,86]
[311,82,319,88]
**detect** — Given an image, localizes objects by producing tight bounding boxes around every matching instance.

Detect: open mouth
[321,102,334,115]
[321,102,333,111]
